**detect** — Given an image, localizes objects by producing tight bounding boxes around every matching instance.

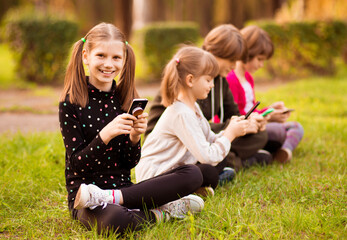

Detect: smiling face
[83,40,125,91]
[191,75,215,100]
[244,54,267,73]
[215,57,236,77]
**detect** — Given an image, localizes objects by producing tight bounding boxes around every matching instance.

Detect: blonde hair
[241,25,274,63]
[161,46,219,107]
[202,24,246,62]
[60,22,138,111]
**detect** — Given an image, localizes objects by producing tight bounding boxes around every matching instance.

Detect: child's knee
[267,122,286,143]
[296,122,304,136]
[184,164,204,190]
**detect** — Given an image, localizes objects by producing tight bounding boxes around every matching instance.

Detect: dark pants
[196,158,228,189]
[227,128,285,171]
[70,164,202,235]
[230,130,268,159]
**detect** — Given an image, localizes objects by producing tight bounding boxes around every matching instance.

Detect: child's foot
[194,186,215,197]
[218,167,236,185]
[243,150,273,167]
[274,148,292,163]
[74,183,114,210]
[255,149,273,165]
[159,194,204,219]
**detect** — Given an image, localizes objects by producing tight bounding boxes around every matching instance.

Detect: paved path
[0,83,160,134]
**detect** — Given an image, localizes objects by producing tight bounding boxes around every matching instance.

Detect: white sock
[107,189,122,204]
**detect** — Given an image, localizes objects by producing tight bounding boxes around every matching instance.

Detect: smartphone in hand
[261,108,275,117]
[127,99,148,117]
[282,108,295,114]
[245,101,260,119]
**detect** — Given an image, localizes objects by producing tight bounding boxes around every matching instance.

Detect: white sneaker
[159,194,204,219]
[74,184,114,210]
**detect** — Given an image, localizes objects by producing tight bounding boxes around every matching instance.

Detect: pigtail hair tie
[81,37,86,43]
[176,58,180,65]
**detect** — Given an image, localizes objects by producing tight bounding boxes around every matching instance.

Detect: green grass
[1,76,346,239]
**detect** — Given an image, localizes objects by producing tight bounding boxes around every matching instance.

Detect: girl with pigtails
[135,46,249,196]
[59,22,204,236]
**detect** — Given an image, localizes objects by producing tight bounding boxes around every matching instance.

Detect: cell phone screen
[244,101,260,119]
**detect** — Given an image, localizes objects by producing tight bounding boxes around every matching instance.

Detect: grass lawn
[0,75,346,239]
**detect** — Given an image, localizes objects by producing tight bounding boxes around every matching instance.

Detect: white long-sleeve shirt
[135,101,230,182]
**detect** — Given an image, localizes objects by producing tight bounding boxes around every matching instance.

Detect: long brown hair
[161,46,219,107]
[241,25,274,63]
[60,22,138,111]
[202,24,246,62]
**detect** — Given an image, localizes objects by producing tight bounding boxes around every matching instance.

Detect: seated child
[135,46,249,194]
[227,25,304,163]
[59,23,205,236]
[145,24,278,172]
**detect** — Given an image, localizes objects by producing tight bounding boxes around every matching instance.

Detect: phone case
[128,99,148,117]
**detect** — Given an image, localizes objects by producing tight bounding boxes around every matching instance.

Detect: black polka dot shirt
[59,80,141,205]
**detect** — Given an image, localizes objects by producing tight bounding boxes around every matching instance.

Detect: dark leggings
[70,164,203,235]
[196,158,228,189]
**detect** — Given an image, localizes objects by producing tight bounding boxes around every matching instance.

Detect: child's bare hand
[269,109,290,123]
[249,113,267,132]
[246,118,258,134]
[100,113,137,144]
[130,112,148,143]
[223,116,248,141]
[270,101,285,109]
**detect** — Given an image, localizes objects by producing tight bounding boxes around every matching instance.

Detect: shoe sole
[184,194,204,213]
[275,149,292,163]
[74,183,89,209]
[194,187,215,197]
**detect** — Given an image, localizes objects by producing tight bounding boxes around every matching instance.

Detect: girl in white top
[135,46,248,190]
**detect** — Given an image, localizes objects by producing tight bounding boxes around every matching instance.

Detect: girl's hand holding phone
[269,109,290,123]
[270,101,285,109]
[246,116,258,134]
[130,112,148,144]
[223,116,248,141]
[100,113,138,145]
[248,113,267,132]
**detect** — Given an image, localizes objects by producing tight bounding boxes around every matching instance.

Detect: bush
[3,8,78,85]
[140,22,200,80]
[252,20,347,79]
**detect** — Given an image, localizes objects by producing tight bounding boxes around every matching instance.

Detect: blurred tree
[143,0,166,22]
[114,0,133,39]
[214,0,285,28]
[73,0,133,39]
[138,0,215,35]
[275,0,347,22]
[0,0,21,22]
[73,0,114,34]
[137,0,285,35]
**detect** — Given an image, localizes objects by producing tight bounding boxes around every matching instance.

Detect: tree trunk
[114,0,133,39]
